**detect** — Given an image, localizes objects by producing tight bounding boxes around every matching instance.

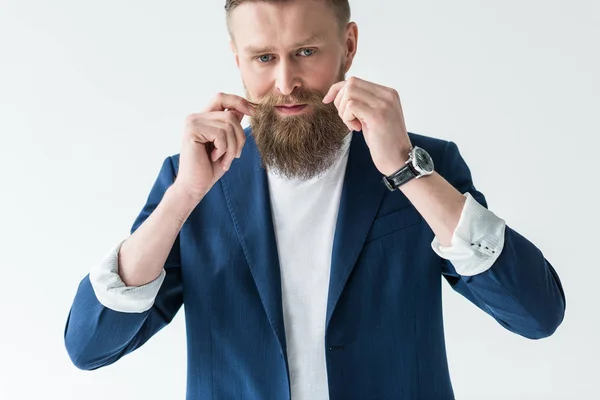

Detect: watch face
[412,147,434,175]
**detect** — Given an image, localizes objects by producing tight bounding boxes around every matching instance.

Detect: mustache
[249,90,326,109]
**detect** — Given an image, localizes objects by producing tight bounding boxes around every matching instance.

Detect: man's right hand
[116,93,255,287]
[173,93,255,203]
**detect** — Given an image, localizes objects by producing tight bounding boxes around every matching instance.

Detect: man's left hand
[323,77,412,176]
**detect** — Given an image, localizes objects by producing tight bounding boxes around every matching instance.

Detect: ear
[230,40,240,68]
[342,22,358,73]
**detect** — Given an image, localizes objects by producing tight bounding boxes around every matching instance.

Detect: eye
[256,54,273,63]
[298,48,316,57]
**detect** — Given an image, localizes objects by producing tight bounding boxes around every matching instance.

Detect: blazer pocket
[366,206,423,242]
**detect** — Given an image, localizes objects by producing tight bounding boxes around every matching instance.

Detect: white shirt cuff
[431,192,506,276]
[89,240,166,313]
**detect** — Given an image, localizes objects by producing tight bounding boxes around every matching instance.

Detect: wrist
[382,146,434,191]
[165,184,203,218]
[382,159,409,177]
[381,147,412,177]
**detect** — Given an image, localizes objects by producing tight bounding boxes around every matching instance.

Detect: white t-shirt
[266,132,353,400]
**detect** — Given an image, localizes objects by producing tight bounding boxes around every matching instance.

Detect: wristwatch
[382,146,434,191]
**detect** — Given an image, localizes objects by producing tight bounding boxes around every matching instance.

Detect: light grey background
[0,0,597,399]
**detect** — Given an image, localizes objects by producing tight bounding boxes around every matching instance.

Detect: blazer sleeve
[438,141,566,339]
[64,156,184,370]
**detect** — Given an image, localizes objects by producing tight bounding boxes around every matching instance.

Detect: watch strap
[383,163,417,191]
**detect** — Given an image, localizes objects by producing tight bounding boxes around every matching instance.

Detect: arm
[403,141,565,339]
[64,94,251,369]
[64,157,196,369]
[118,174,198,287]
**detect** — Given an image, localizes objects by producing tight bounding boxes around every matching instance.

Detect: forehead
[229,0,340,52]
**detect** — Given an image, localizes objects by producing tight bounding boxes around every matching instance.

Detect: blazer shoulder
[407,131,453,163]
[407,131,449,152]
[165,153,181,174]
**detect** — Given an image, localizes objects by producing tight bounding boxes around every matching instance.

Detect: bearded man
[65,1,565,399]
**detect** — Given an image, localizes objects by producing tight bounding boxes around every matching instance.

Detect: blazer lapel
[219,128,387,352]
[326,131,387,329]
[219,128,287,361]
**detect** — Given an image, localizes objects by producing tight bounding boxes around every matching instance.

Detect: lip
[274,104,308,115]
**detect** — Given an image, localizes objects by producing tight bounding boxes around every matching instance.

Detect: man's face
[228,0,358,180]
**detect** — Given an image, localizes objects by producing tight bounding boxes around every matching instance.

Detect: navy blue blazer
[65,129,565,399]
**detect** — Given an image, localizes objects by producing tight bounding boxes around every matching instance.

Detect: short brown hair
[225,0,351,35]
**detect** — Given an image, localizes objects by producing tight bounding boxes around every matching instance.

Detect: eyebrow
[243,33,324,55]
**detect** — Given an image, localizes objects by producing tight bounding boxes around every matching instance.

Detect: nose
[275,59,301,96]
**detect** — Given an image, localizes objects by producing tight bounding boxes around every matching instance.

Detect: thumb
[227,109,245,124]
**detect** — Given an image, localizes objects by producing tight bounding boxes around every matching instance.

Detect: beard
[247,70,351,180]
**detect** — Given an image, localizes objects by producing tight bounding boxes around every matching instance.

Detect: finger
[208,123,229,163]
[333,82,348,112]
[203,111,246,158]
[338,85,381,121]
[228,109,246,124]
[209,119,238,169]
[190,120,230,162]
[203,92,256,117]
[322,81,346,104]
[202,108,245,125]
[326,76,368,106]
[332,78,378,111]
[223,111,247,158]
[342,99,370,131]
[232,120,247,158]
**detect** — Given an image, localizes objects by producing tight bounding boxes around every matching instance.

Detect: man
[64,0,566,399]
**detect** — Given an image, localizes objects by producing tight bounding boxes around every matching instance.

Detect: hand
[173,93,255,202]
[323,77,412,176]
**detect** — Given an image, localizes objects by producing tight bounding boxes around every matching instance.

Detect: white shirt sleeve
[431,192,506,276]
[88,240,166,313]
